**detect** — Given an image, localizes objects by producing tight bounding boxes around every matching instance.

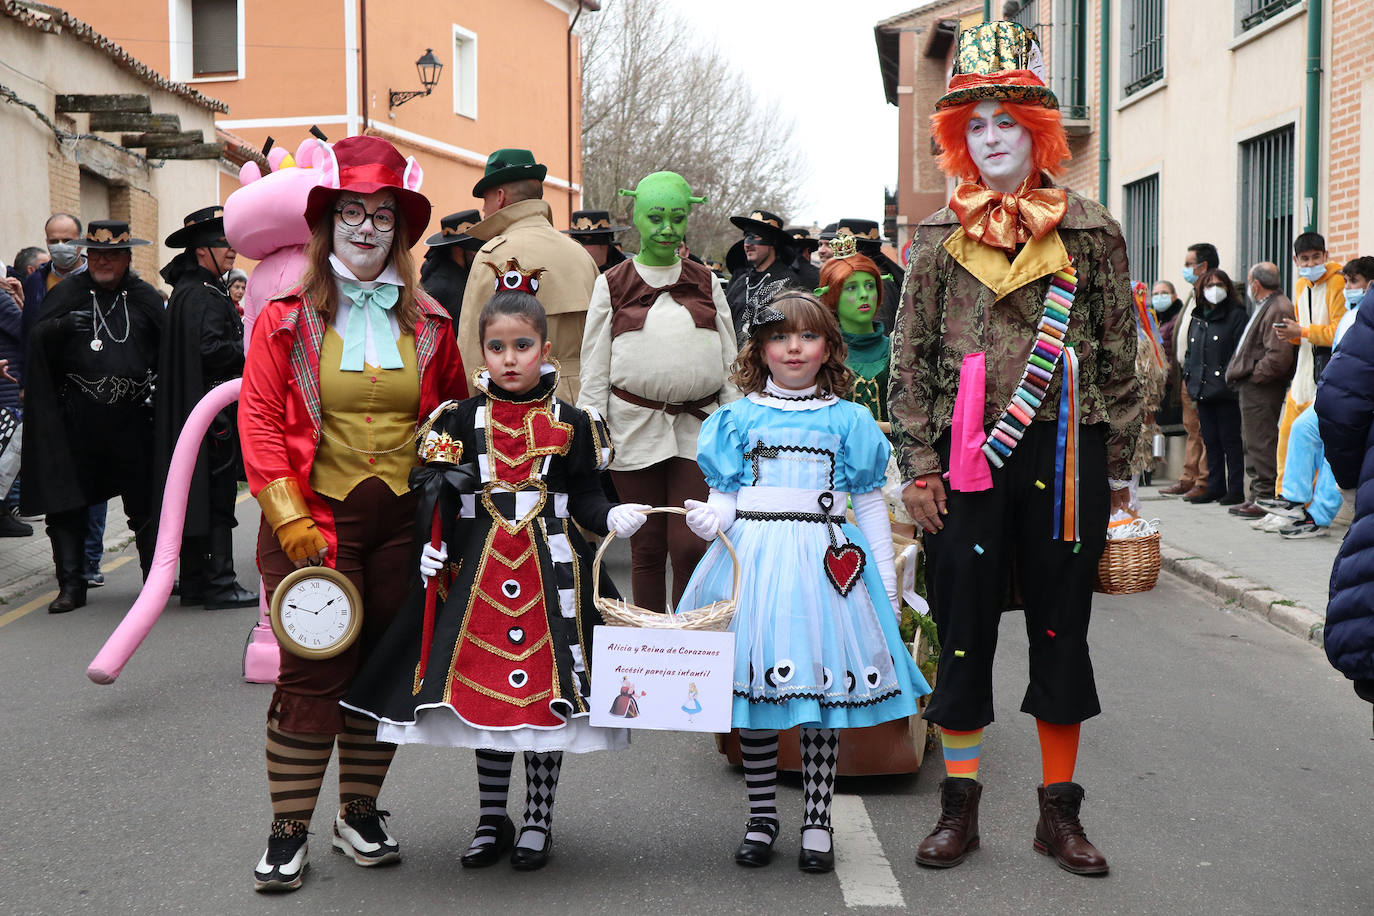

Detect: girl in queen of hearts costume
[676,292,930,874]
[890,22,1140,875]
[344,277,649,872]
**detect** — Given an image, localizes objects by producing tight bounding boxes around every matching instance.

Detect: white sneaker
[1252,513,1289,532]
[332,801,400,866]
[253,826,308,892]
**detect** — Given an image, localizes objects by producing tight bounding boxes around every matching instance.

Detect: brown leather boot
[1034,782,1109,875]
[1158,480,1193,496]
[915,778,981,868]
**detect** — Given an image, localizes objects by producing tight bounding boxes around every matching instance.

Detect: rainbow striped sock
[940,727,984,781]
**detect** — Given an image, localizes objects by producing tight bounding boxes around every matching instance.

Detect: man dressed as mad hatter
[889,21,1140,876]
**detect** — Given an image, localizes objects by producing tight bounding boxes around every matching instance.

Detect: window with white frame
[1238,125,1296,293]
[1122,0,1164,97]
[1123,174,1160,284]
[453,25,478,120]
[1236,0,1302,33]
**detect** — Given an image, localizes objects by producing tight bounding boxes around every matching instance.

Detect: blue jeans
[1280,406,1343,527]
[85,502,107,572]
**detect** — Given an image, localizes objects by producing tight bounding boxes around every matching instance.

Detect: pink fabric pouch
[948,351,993,492]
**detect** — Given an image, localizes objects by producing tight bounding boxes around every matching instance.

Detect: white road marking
[833,794,905,908]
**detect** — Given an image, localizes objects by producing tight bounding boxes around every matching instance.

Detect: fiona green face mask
[836,271,879,334]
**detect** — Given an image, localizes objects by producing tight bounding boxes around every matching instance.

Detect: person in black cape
[21,220,163,613]
[723,209,805,340]
[420,209,483,334]
[155,206,257,609]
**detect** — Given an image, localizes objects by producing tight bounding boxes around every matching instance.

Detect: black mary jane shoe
[460,815,515,868]
[797,826,835,874]
[734,817,780,867]
[510,826,553,871]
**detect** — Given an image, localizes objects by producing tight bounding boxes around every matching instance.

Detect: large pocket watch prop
[269,565,363,659]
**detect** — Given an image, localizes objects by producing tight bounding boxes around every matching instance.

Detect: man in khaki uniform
[459,149,598,402]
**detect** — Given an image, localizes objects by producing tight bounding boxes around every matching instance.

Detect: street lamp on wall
[389,48,443,110]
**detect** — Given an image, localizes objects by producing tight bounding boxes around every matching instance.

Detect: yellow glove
[276,517,328,565]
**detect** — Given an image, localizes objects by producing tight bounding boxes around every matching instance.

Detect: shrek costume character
[578,172,738,612]
[817,236,890,423]
[889,22,1140,876]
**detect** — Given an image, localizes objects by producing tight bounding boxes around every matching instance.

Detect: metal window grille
[1238,125,1296,293]
[1005,0,1040,29]
[1055,0,1089,120]
[1237,0,1302,32]
[191,0,238,75]
[1123,0,1164,96]
[1123,174,1160,285]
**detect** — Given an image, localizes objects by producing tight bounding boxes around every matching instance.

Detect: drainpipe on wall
[359,0,368,136]
[1303,0,1323,232]
[1097,0,1110,205]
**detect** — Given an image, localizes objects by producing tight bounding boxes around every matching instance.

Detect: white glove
[419,541,448,581]
[851,489,899,619]
[684,490,737,541]
[607,503,651,538]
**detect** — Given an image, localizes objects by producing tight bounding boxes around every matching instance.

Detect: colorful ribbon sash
[1052,345,1080,542]
[980,263,1079,476]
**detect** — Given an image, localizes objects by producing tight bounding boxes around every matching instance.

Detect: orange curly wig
[929,100,1070,183]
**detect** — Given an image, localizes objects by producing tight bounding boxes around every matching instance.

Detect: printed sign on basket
[590,626,735,733]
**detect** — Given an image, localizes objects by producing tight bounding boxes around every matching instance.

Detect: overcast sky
[670,0,926,229]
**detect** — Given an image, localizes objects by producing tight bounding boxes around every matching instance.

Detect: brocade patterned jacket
[889,189,1142,482]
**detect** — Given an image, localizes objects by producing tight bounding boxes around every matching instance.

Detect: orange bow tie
[949,176,1068,253]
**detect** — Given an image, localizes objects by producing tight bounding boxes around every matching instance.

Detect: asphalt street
[2,502,1372,915]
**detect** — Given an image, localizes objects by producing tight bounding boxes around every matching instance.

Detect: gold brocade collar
[948,173,1068,253]
[943,225,1071,301]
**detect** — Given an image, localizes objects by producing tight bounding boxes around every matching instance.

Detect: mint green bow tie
[339,281,403,371]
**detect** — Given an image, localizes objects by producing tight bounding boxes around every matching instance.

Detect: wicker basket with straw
[592,507,740,631]
[1093,514,1161,595]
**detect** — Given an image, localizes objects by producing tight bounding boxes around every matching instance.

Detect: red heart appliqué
[823,543,866,597]
[523,409,572,457]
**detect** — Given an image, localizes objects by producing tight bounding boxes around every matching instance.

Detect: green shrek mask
[619,171,707,267]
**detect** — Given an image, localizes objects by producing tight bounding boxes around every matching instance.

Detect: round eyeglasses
[335,202,397,232]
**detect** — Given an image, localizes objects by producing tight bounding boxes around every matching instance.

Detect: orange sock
[1035,719,1080,785]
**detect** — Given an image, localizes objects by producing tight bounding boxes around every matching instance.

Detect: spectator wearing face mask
[1159,243,1218,500]
[1182,269,1249,504]
[21,213,87,341]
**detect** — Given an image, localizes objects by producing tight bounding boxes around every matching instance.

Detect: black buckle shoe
[510,825,553,871]
[798,825,835,874]
[461,815,515,868]
[734,817,779,867]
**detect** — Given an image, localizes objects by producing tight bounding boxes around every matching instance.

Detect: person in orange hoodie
[1272,232,1345,495]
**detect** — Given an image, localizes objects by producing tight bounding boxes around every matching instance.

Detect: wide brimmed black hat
[818,222,839,241]
[729,209,791,248]
[425,209,483,250]
[472,148,548,197]
[83,219,152,250]
[786,225,820,253]
[835,217,890,253]
[165,206,228,249]
[563,209,629,240]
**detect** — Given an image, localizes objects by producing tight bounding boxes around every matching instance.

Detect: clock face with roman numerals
[268,567,363,660]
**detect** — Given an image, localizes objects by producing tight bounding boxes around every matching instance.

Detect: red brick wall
[1326,0,1370,258]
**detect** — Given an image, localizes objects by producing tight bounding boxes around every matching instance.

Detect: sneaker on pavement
[1256,497,1304,518]
[0,512,32,537]
[86,570,105,588]
[254,820,309,892]
[1281,516,1330,539]
[1253,513,1292,533]
[332,798,400,866]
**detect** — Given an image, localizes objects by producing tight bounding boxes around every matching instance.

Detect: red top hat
[303,136,432,246]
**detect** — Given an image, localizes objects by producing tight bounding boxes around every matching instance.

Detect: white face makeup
[332,190,397,281]
[966,100,1034,192]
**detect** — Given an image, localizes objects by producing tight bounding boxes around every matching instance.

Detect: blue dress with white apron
[676,389,931,731]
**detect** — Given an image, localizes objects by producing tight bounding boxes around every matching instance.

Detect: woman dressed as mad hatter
[889,21,1141,875]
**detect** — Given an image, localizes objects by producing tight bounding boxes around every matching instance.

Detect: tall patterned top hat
[563,209,630,240]
[936,20,1058,111]
[82,219,151,249]
[425,209,483,250]
[165,205,227,249]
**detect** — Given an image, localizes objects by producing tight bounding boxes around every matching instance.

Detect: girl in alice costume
[677,293,930,874]
[891,22,1140,875]
[344,279,649,872]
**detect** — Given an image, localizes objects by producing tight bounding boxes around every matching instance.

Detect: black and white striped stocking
[739,728,779,843]
[467,749,514,854]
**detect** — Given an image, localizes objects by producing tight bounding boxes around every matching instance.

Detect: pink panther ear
[238,161,262,185]
[295,138,320,168]
[403,157,423,192]
[266,147,289,171]
[317,139,340,189]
